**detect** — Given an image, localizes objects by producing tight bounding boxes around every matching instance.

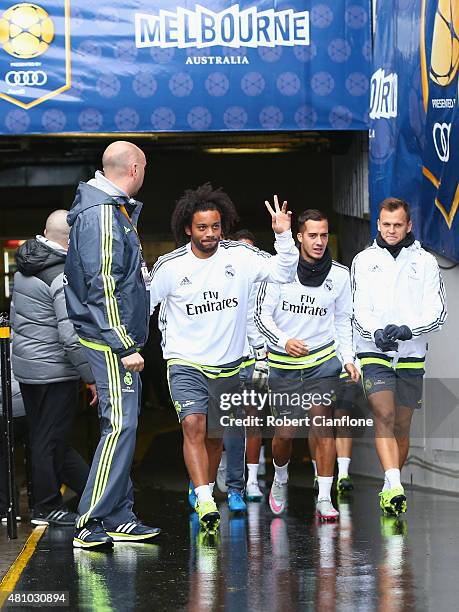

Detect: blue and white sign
[0,0,371,134]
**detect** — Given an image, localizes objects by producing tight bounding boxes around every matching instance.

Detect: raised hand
[265,195,292,234]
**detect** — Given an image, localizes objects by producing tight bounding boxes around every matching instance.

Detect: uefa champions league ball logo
[311,71,335,96]
[329,106,352,129]
[0,3,54,59]
[96,74,121,99]
[311,4,333,29]
[151,107,176,130]
[223,106,248,130]
[115,108,139,131]
[78,108,103,131]
[41,109,66,132]
[241,72,265,97]
[187,106,212,130]
[205,72,229,97]
[133,71,157,98]
[328,39,351,63]
[169,72,193,97]
[346,5,368,29]
[277,72,301,96]
[78,39,102,61]
[346,72,369,97]
[5,108,30,132]
[258,46,282,63]
[295,105,318,129]
[259,106,283,129]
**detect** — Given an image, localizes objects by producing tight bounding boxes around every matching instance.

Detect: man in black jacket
[11,210,96,526]
[65,141,159,549]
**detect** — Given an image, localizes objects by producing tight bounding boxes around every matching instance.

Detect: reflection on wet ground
[10,475,459,612]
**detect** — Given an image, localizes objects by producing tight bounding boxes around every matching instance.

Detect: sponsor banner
[0,0,371,134]
[370,0,459,262]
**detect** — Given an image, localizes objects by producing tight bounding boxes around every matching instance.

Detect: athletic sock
[273,460,289,485]
[312,460,317,477]
[209,482,215,495]
[337,457,351,479]
[382,476,390,491]
[247,464,259,484]
[385,468,402,490]
[195,485,213,505]
[317,476,334,501]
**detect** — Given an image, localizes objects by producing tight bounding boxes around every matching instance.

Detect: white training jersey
[255,261,354,365]
[150,231,298,365]
[351,240,447,358]
[244,280,267,358]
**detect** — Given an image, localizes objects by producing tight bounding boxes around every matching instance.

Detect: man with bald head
[65,141,159,549]
[11,210,96,527]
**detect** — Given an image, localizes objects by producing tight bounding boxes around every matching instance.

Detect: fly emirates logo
[186,291,238,316]
[135,4,310,49]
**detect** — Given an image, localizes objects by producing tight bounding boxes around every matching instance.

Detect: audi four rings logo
[5,70,48,87]
[433,122,451,163]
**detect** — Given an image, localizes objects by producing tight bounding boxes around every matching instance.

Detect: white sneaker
[246,481,263,502]
[216,453,227,493]
[269,478,287,515]
[316,499,339,521]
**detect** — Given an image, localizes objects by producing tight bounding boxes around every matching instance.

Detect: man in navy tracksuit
[65,141,160,549]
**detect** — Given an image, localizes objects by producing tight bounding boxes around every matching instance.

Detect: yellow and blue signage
[0,1,371,134]
[370,0,459,262]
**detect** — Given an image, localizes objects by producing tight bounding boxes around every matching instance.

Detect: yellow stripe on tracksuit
[100,205,134,351]
[77,350,122,528]
[268,343,336,370]
[167,358,241,379]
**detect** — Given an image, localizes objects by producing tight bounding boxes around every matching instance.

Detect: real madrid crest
[225,264,235,278]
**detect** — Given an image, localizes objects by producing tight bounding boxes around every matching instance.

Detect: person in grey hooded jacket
[11,210,97,527]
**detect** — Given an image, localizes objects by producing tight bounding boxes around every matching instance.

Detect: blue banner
[370,0,459,262]
[0,0,371,134]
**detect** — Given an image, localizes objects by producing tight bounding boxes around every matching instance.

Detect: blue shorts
[359,353,424,411]
[167,359,242,424]
[337,372,365,413]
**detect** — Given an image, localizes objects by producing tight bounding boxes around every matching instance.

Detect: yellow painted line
[0,525,47,606]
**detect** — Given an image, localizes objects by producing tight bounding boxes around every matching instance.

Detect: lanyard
[119,204,139,238]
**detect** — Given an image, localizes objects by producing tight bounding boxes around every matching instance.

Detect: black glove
[374,329,399,352]
[383,324,413,341]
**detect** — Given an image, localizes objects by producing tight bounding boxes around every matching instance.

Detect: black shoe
[105,521,161,542]
[31,508,78,527]
[73,519,114,549]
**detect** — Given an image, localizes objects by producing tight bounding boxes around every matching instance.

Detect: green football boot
[196,499,220,533]
[379,487,407,516]
[336,475,354,493]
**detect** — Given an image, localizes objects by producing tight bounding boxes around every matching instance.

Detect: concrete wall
[351,256,459,493]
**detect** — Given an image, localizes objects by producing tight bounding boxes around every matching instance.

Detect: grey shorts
[167,360,242,424]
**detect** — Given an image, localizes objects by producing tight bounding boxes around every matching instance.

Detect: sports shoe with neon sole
[269,479,288,515]
[197,500,220,533]
[106,521,161,542]
[316,499,340,522]
[337,476,354,493]
[73,519,113,549]
[379,487,407,516]
[246,481,263,502]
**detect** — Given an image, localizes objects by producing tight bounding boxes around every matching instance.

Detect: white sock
[209,482,215,494]
[195,484,213,505]
[247,464,259,484]
[273,460,289,484]
[382,476,390,491]
[385,468,401,490]
[317,476,334,501]
[337,457,351,479]
[259,446,265,464]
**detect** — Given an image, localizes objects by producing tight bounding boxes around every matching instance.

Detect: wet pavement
[3,432,459,611]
